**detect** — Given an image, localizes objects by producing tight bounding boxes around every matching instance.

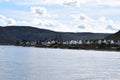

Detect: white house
[97,40,102,44]
[116,40,120,45]
[51,40,56,44]
[69,40,78,45]
[30,41,37,46]
[78,40,83,44]
[63,41,69,45]
[26,41,30,45]
[109,40,115,44]
[47,41,51,45]
[102,40,108,44]
[86,40,91,44]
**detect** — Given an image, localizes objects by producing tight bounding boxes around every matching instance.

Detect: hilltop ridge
[106,30,120,40]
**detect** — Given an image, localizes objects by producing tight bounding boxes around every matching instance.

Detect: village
[16,39,120,51]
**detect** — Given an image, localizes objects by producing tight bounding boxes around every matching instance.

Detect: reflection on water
[0,46,120,80]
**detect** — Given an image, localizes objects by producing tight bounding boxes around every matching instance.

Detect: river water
[0,46,120,80]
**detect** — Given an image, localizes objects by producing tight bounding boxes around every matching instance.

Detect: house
[63,41,69,45]
[26,41,30,45]
[30,41,37,46]
[86,40,91,45]
[116,40,120,45]
[109,40,115,44]
[69,40,78,45]
[97,40,102,44]
[51,40,56,44]
[102,40,108,44]
[47,41,51,45]
[78,40,83,45]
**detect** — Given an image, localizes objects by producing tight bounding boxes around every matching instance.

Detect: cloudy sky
[0,0,120,33]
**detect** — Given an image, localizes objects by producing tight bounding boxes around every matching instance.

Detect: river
[0,46,120,80]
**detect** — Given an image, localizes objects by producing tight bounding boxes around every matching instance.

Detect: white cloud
[98,16,106,22]
[30,7,50,17]
[96,0,120,6]
[78,25,86,29]
[71,13,94,24]
[13,0,65,5]
[72,14,120,33]
[32,19,58,27]
[31,18,72,32]
[0,15,6,25]
[17,21,27,25]
[106,25,118,31]
[63,0,88,6]
[7,18,16,25]
[11,0,91,6]
[0,15,6,20]
[0,15,17,26]
[12,0,120,7]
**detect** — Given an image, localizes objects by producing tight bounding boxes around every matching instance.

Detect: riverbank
[0,44,120,52]
[13,44,120,52]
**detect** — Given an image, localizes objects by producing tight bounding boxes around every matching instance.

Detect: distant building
[103,40,108,44]
[51,40,56,44]
[63,41,69,45]
[69,40,77,45]
[78,40,83,45]
[97,40,102,44]
[30,41,37,46]
[109,40,115,44]
[86,40,91,45]
[116,40,120,45]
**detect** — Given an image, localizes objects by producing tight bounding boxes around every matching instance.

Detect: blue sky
[0,0,120,33]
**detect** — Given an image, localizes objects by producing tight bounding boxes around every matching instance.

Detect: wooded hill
[0,26,111,44]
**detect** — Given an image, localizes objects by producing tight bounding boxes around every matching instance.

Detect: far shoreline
[0,44,119,52]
